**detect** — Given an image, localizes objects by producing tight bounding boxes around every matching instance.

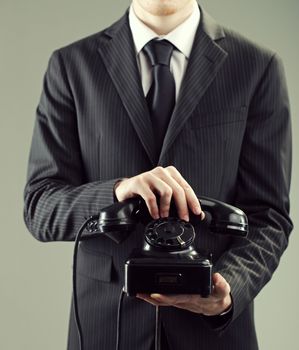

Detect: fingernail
[153,212,160,219]
[194,207,201,215]
[150,293,162,300]
[181,214,188,221]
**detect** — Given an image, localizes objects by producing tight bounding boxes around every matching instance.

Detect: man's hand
[136,273,232,316]
[114,166,204,221]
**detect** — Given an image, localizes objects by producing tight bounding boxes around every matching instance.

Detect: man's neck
[132,0,197,35]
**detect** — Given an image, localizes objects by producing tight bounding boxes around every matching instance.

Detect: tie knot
[143,39,174,67]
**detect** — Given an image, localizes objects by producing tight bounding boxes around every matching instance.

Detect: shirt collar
[129,1,200,59]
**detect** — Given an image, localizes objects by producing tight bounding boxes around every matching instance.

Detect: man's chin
[146,7,178,17]
[137,0,180,17]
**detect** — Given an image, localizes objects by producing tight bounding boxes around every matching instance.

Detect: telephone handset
[86,195,248,242]
[84,196,248,296]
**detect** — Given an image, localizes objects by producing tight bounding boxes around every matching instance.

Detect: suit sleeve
[23,50,122,242]
[214,53,293,326]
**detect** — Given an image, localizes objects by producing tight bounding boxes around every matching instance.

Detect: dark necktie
[143,39,176,159]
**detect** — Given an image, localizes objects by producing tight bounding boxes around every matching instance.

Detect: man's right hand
[114,166,204,221]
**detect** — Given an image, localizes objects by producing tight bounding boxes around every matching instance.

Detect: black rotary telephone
[73,196,248,350]
[83,196,248,297]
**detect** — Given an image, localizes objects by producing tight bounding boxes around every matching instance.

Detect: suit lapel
[97,13,156,165]
[159,8,228,162]
[97,9,228,165]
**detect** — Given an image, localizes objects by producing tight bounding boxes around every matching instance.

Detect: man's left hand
[137,273,231,316]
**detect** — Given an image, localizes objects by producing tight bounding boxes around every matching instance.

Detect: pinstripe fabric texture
[24,5,292,350]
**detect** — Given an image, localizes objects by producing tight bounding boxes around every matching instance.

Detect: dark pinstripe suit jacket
[24,6,293,350]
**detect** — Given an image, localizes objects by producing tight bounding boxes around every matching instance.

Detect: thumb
[212,273,231,299]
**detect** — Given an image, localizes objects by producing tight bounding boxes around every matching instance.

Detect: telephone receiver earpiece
[198,196,248,236]
[84,195,248,243]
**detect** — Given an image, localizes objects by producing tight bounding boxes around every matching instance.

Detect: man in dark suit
[24,0,292,349]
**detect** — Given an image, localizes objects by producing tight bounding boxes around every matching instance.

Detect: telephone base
[124,252,212,297]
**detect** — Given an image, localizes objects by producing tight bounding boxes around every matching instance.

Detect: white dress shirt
[128,2,200,101]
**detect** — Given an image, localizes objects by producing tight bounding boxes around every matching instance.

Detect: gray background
[0,0,298,349]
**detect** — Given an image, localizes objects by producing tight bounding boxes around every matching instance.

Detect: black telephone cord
[72,218,162,350]
[116,288,125,350]
[72,218,128,350]
[72,217,95,350]
[155,306,161,350]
